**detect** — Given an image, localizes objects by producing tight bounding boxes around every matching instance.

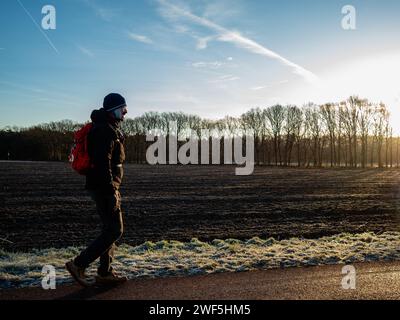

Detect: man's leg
[74,190,123,270]
[98,190,122,275]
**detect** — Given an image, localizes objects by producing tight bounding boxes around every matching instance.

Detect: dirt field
[1,161,400,252]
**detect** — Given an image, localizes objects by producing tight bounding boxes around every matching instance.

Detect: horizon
[1,0,400,132]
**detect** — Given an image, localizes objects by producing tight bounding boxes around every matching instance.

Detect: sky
[1,0,400,131]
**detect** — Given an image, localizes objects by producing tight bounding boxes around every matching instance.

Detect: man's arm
[91,129,116,195]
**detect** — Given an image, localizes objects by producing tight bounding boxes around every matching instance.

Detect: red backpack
[69,123,93,175]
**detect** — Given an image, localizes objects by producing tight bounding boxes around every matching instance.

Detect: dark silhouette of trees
[0,120,77,161]
[0,96,398,168]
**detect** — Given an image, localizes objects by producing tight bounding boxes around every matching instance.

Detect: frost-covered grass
[1,232,400,289]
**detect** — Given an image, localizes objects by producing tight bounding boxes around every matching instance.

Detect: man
[66,93,128,286]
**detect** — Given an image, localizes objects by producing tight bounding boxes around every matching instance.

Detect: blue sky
[1,0,400,129]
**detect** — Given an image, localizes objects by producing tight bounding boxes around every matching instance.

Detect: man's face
[112,106,128,121]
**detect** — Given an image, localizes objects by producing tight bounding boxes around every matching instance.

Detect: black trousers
[74,190,124,276]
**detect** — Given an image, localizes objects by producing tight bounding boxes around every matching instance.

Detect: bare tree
[372,103,388,168]
[305,104,324,167]
[357,99,373,168]
[320,103,338,167]
[241,108,264,164]
[284,105,302,166]
[340,98,360,167]
[265,105,285,166]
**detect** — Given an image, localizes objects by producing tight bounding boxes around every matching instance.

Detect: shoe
[95,271,128,285]
[65,261,90,287]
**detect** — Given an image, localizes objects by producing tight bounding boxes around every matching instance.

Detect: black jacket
[85,109,125,194]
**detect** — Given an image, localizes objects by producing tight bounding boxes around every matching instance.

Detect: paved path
[1,261,400,300]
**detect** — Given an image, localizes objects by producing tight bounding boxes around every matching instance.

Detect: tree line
[0,96,398,168]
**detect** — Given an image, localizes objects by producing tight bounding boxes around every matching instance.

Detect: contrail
[157,0,319,84]
[16,0,59,54]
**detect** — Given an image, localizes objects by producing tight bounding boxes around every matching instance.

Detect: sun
[287,51,400,135]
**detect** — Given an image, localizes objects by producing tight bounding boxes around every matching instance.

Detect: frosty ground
[1,231,399,289]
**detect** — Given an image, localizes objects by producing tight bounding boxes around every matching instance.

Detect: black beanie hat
[103,93,127,112]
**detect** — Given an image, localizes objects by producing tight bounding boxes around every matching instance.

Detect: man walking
[66,93,128,286]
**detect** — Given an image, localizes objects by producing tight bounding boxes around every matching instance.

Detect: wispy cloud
[195,35,215,50]
[173,24,190,34]
[191,61,225,69]
[157,0,319,84]
[0,80,81,106]
[210,74,240,83]
[203,0,243,21]
[77,45,94,57]
[96,8,117,21]
[0,80,45,94]
[251,86,269,91]
[83,0,120,22]
[171,24,215,50]
[251,80,289,91]
[128,32,154,44]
